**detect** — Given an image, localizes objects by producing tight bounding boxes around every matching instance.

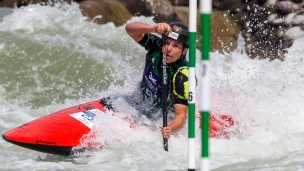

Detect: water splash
[1,3,304,170]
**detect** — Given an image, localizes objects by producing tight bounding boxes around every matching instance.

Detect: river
[1,3,304,171]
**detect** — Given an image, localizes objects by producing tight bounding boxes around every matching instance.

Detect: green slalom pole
[188,0,197,171]
[200,0,211,170]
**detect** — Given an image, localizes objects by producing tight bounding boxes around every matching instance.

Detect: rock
[121,0,175,18]
[218,0,241,11]
[276,1,300,14]
[5,0,303,60]
[245,40,287,60]
[291,0,304,3]
[168,0,189,6]
[213,0,304,60]
[78,0,132,26]
[267,13,277,22]
[285,26,304,39]
[284,12,296,25]
[115,0,152,17]
[264,0,277,6]
[210,10,240,53]
[116,0,175,22]
[146,0,175,21]
[229,3,246,14]
[173,6,240,53]
[272,17,285,25]
[257,0,268,4]
[212,0,222,8]
[292,14,304,24]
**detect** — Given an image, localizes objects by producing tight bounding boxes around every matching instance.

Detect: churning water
[1,3,304,171]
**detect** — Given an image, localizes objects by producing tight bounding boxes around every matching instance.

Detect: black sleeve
[137,33,162,53]
[172,68,189,106]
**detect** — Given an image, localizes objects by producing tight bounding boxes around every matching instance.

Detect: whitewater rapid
[1,3,304,171]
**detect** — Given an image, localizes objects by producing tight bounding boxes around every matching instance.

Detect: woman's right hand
[154,23,172,35]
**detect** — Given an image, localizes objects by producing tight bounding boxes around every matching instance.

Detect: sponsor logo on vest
[144,89,154,105]
[149,71,157,84]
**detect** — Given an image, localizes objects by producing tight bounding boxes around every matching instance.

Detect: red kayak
[209,114,234,138]
[2,98,234,156]
[2,99,108,156]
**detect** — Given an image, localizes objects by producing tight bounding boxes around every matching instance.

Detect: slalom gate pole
[188,0,197,170]
[200,0,211,170]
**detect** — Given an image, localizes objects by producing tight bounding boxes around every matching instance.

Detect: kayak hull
[2,99,108,156]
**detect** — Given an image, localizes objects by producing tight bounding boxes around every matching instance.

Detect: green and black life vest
[138,33,189,111]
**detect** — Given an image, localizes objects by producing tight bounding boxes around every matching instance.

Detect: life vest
[138,33,189,111]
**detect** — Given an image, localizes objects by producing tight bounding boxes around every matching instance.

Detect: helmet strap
[181,46,188,59]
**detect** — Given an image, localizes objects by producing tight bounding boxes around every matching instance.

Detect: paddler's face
[165,38,184,63]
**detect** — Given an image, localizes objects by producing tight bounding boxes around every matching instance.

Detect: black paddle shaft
[161,33,168,152]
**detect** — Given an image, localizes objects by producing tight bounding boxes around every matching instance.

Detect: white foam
[1,3,304,170]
